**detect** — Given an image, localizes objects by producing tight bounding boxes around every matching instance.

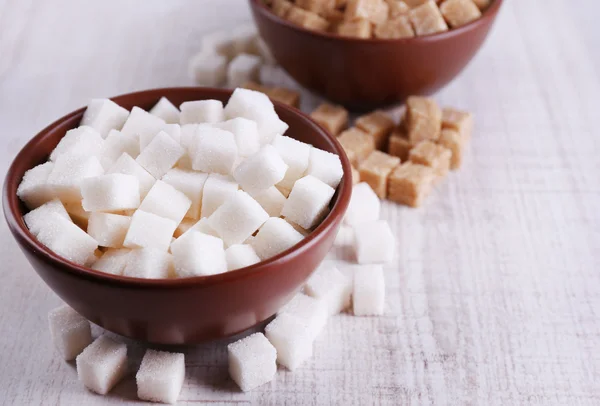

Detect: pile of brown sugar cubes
[310,96,473,207]
[263,0,491,39]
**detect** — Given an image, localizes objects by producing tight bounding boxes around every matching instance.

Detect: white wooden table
[1,0,599,404]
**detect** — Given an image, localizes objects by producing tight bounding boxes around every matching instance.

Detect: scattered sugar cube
[438,128,466,169]
[123,248,173,279]
[225,244,261,271]
[375,15,415,39]
[358,151,400,198]
[344,182,380,226]
[24,199,71,236]
[201,174,239,218]
[439,0,481,28]
[233,145,288,192]
[207,190,269,246]
[180,100,225,124]
[337,19,372,38]
[388,162,436,207]
[47,155,105,203]
[388,128,413,161]
[17,162,56,209]
[149,97,180,124]
[136,131,185,179]
[48,304,92,361]
[81,99,129,138]
[108,153,156,198]
[266,87,301,108]
[80,173,140,212]
[139,180,192,224]
[227,54,263,88]
[409,0,448,36]
[406,96,442,144]
[189,51,228,86]
[353,220,394,264]
[123,210,177,252]
[161,168,208,219]
[171,231,227,277]
[76,335,128,395]
[265,313,313,370]
[49,126,105,162]
[64,201,91,229]
[201,31,235,59]
[442,107,473,139]
[355,111,395,151]
[100,129,139,169]
[228,333,277,392]
[249,186,286,217]
[121,106,166,142]
[231,24,258,55]
[334,224,354,247]
[190,127,238,175]
[278,293,327,340]
[87,213,131,248]
[36,213,98,265]
[338,127,375,167]
[388,0,410,18]
[304,263,352,315]
[310,103,349,136]
[251,217,304,260]
[136,349,185,404]
[215,118,261,157]
[345,0,389,25]
[91,248,131,275]
[353,264,385,315]
[272,135,311,190]
[287,7,330,31]
[409,140,451,179]
[305,147,344,189]
[272,0,294,18]
[281,176,335,229]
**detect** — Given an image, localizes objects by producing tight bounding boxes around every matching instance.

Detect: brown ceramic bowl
[3,87,352,345]
[250,0,503,110]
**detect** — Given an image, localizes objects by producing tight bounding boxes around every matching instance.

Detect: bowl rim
[250,0,503,43]
[2,87,353,289]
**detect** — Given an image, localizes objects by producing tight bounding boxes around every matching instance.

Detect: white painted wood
[1,0,600,404]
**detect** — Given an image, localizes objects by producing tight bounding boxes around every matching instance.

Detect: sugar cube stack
[76,335,128,395]
[228,333,277,392]
[48,304,92,361]
[136,349,185,404]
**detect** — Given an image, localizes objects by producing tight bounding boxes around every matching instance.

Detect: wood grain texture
[1,0,599,404]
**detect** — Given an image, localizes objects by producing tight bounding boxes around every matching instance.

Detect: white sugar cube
[272,135,311,190]
[87,213,131,248]
[333,224,354,247]
[139,123,181,151]
[139,180,192,224]
[171,231,227,277]
[231,24,258,55]
[123,248,173,279]
[353,265,385,316]
[352,220,395,264]
[64,201,91,229]
[207,190,269,246]
[136,131,185,179]
[180,100,224,124]
[254,36,276,65]
[149,97,180,124]
[47,155,104,203]
[189,52,228,86]
[123,210,177,252]
[48,304,92,361]
[233,145,288,192]
[81,99,129,138]
[91,248,131,275]
[249,186,286,217]
[227,53,262,88]
[251,217,304,260]
[191,127,238,175]
[50,126,105,162]
[17,162,56,209]
[100,129,139,169]
[81,174,140,212]
[214,117,261,157]
[228,332,276,392]
[121,106,166,141]
[305,148,344,189]
[201,31,235,58]
[265,313,313,371]
[136,350,185,404]
[225,244,260,271]
[37,213,98,265]
[305,263,352,315]
[161,168,208,219]
[24,199,71,236]
[344,182,380,226]
[278,293,327,340]
[201,174,238,218]
[76,335,128,395]
[108,153,156,198]
[281,175,334,230]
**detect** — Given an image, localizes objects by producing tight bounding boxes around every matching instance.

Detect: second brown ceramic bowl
[3,87,352,345]
[250,0,503,110]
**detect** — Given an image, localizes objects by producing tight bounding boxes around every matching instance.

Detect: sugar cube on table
[272,134,311,190]
[344,182,380,226]
[442,107,473,139]
[189,51,228,87]
[278,293,328,340]
[36,213,98,265]
[287,6,330,31]
[406,96,442,144]
[388,0,410,18]
[359,151,401,199]
[409,140,451,180]
[207,190,269,246]
[100,129,139,169]
[249,186,286,217]
[138,180,192,224]
[374,15,415,39]
[47,155,104,203]
[304,263,352,315]
[80,173,140,212]
[136,131,185,179]
[215,117,261,157]
[251,217,304,260]
[353,220,395,264]
[388,127,413,162]
[309,103,349,136]
[439,0,481,28]
[123,248,173,279]
[227,53,263,88]
[337,19,372,38]
[265,86,301,108]
[353,264,385,316]
[334,224,354,247]
[161,168,207,220]
[281,175,335,230]
[64,201,91,229]
[355,111,395,151]
[149,97,180,124]
[180,100,225,124]
[190,127,238,175]
[49,126,105,162]
[305,148,344,189]
[76,335,128,395]
[409,0,448,36]
[87,213,131,248]
[81,98,130,138]
[171,231,227,277]
[225,244,261,271]
[48,304,92,361]
[388,162,436,207]
[233,145,288,193]
[108,153,156,198]
[121,106,166,142]
[438,128,466,170]
[91,248,131,275]
[228,332,277,392]
[201,174,239,218]
[265,313,313,371]
[136,349,185,404]
[338,127,375,168]
[123,210,177,252]
[16,162,56,209]
[23,199,71,236]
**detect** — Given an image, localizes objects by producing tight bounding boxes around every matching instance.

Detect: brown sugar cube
[388,162,436,207]
[437,128,465,170]
[409,140,451,179]
[338,127,376,167]
[336,19,372,38]
[272,0,293,18]
[296,0,336,15]
[287,7,331,31]
[351,166,361,185]
[355,110,395,150]
[326,8,346,23]
[345,0,389,25]
[406,96,442,143]
[402,0,428,6]
[439,0,481,28]
[409,1,448,36]
[472,0,490,10]
[267,87,301,108]
[375,16,415,39]
[359,151,401,198]
[388,128,413,161]
[310,103,349,136]
[387,0,410,18]
[442,107,473,139]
